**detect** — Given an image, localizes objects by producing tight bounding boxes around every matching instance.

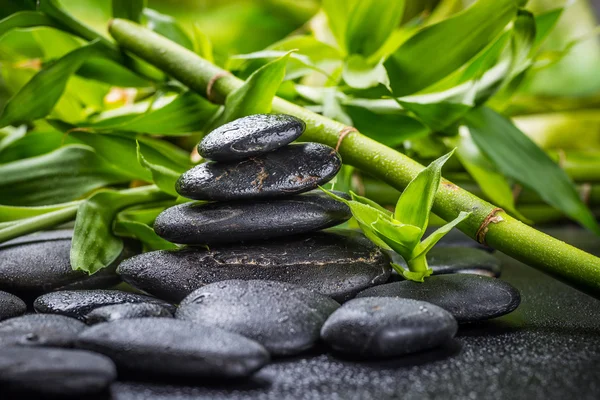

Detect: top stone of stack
[198,114,306,161]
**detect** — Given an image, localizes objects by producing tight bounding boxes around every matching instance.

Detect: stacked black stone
[122,114,393,303]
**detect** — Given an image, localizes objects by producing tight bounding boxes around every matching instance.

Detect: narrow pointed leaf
[342,55,390,89]
[0,201,82,223]
[371,217,422,255]
[136,142,180,197]
[192,23,214,63]
[0,11,57,39]
[465,107,600,235]
[349,191,393,216]
[114,219,177,251]
[0,42,102,128]
[394,150,455,232]
[412,211,471,259]
[112,0,146,22]
[143,8,194,51]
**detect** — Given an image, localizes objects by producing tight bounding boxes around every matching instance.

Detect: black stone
[388,247,501,280]
[176,280,340,356]
[0,291,26,322]
[0,347,116,398]
[118,230,390,303]
[0,230,135,298]
[425,227,493,252]
[0,314,86,348]
[33,290,175,321]
[357,274,520,322]
[198,114,305,161]
[321,297,457,358]
[76,318,269,379]
[154,191,352,245]
[84,303,173,325]
[178,143,341,201]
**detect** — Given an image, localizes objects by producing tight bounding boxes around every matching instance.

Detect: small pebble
[84,303,173,325]
[0,314,86,348]
[198,114,305,161]
[0,291,26,322]
[176,280,340,356]
[321,297,457,358]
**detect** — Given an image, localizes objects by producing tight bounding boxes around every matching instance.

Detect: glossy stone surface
[321,297,457,358]
[357,274,520,323]
[0,347,116,397]
[106,228,600,400]
[118,230,390,303]
[178,143,341,201]
[198,114,305,161]
[0,314,86,348]
[84,303,173,325]
[0,291,26,322]
[154,191,351,245]
[34,290,175,321]
[388,247,501,279]
[176,280,340,356]
[0,230,132,297]
[76,318,269,379]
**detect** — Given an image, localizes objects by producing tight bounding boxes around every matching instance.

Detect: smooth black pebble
[198,114,305,161]
[84,303,172,325]
[357,274,521,323]
[0,230,133,297]
[154,191,351,245]
[0,314,86,348]
[33,290,175,321]
[178,143,341,201]
[0,347,116,398]
[176,280,340,356]
[118,230,390,303]
[388,247,501,280]
[76,318,269,379]
[0,291,26,322]
[321,297,457,358]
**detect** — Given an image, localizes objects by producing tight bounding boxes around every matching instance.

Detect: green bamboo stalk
[108,19,600,298]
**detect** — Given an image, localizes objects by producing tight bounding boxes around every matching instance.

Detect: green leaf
[0,145,128,206]
[396,98,472,132]
[192,23,214,63]
[349,191,393,216]
[386,0,519,95]
[136,141,180,197]
[0,201,81,223]
[143,8,194,51]
[456,129,526,220]
[344,0,405,57]
[342,55,390,90]
[0,11,57,39]
[0,41,102,128]
[71,185,169,274]
[0,130,64,164]
[412,211,471,258]
[532,8,563,50]
[465,107,600,235]
[219,53,290,125]
[112,0,146,22]
[77,58,153,88]
[83,91,220,135]
[114,219,177,251]
[394,150,455,233]
[0,125,27,153]
[371,217,422,255]
[0,205,79,244]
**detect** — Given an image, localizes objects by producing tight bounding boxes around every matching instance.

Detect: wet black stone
[178,143,341,201]
[321,297,457,358]
[357,274,520,323]
[118,230,390,303]
[0,230,135,298]
[76,318,269,379]
[84,303,173,325]
[0,291,26,322]
[154,191,352,245]
[426,227,493,252]
[0,314,86,348]
[0,347,116,398]
[198,114,305,161]
[176,280,340,356]
[388,247,501,280]
[33,290,175,321]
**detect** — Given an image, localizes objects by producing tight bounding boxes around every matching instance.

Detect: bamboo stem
[108,19,600,298]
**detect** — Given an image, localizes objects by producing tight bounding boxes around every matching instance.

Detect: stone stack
[120,114,393,302]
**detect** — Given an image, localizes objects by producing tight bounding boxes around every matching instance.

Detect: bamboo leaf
[0,41,103,128]
[192,23,213,63]
[0,11,57,39]
[112,0,146,23]
[342,55,390,89]
[114,219,177,251]
[143,8,194,51]
[136,142,180,197]
[0,201,81,223]
[0,130,64,164]
[394,150,455,233]
[0,145,128,206]
[385,0,519,95]
[465,107,600,235]
[219,53,290,125]
[412,211,471,258]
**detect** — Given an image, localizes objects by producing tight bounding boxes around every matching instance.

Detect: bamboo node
[476,208,505,245]
[206,72,230,103]
[335,126,358,152]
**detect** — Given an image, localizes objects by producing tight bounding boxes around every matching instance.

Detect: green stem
[108,19,600,299]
